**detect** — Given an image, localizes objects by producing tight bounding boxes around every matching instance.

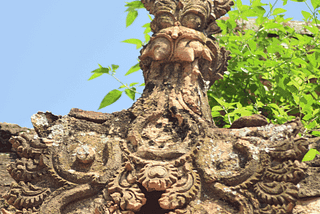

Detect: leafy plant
[88,1,150,108]
[89,0,320,159]
[88,64,143,109]
[209,0,320,135]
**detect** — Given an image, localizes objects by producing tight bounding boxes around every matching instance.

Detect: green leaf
[129,82,139,87]
[144,33,151,43]
[99,89,123,109]
[88,72,103,80]
[305,25,320,34]
[119,84,127,89]
[253,6,266,16]
[212,106,224,111]
[303,113,314,121]
[306,120,318,129]
[302,148,320,161]
[212,111,222,118]
[91,64,110,74]
[301,10,312,20]
[311,0,320,9]
[272,8,287,16]
[125,1,144,9]
[122,38,143,49]
[143,23,151,34]
[111,64,119,71]
[125,88,136,100]
[283,17,293,23]
[125,63,140,76]
[312,131,320,136]
[214,96,227,107]
[264,22,283,30]
[248,40,257,51]
[126,9,138,27]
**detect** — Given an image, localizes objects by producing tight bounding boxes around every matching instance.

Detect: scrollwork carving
[254,181,298,206]
[3,181,50,212]
[108,162,147,213]
[7,157,47,182]
[9,133,50,159]
[158,162,201,210]
[265,160,306,183]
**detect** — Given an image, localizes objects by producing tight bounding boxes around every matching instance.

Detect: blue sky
[0,0,314,128]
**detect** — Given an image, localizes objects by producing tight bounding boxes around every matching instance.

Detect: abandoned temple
[1,0,320,213]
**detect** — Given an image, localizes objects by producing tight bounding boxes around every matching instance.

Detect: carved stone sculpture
[2,0,313,214]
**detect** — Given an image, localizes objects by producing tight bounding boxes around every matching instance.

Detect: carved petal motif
[108,163,147,212]
[137,162,178,191]
[3,181,50,211]
[254,181,298,205]
[265,160,306,183]
[158,163,200,210]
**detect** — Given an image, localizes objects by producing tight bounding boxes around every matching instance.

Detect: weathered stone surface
[230,114,268,129]
[293,197,320,214]
[1,0,317,213]
[297,138,320,199]
[68,108,112,123]
[0,123,34,152]
[0,123,36,213]
[0,153,17,200]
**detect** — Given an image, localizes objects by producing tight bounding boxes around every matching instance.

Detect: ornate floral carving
[158,162,201,210]
[108,162,147,213]
[138,162,178,191]
[2,0,312,213]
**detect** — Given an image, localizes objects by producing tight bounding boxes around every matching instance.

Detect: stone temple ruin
[1,0,320,213]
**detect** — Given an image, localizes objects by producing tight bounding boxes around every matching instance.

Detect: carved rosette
[138,163,178,191]
[105,139,201,213]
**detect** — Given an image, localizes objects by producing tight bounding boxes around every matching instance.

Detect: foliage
[89,0,320,159]
[88,64,143,108]
[209,0,320,137]
[302,148,320,161]
[88,1,150,108]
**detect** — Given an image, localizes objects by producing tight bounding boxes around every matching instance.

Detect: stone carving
[1,0,313,214]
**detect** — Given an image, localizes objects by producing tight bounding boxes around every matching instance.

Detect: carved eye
[181,13,202,30]
[155,13,175,30]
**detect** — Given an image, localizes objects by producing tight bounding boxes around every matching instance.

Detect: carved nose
[149,166,167,178]
[169,27,181,39]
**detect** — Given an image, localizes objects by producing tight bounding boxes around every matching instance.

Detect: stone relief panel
[1,0,316,214]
